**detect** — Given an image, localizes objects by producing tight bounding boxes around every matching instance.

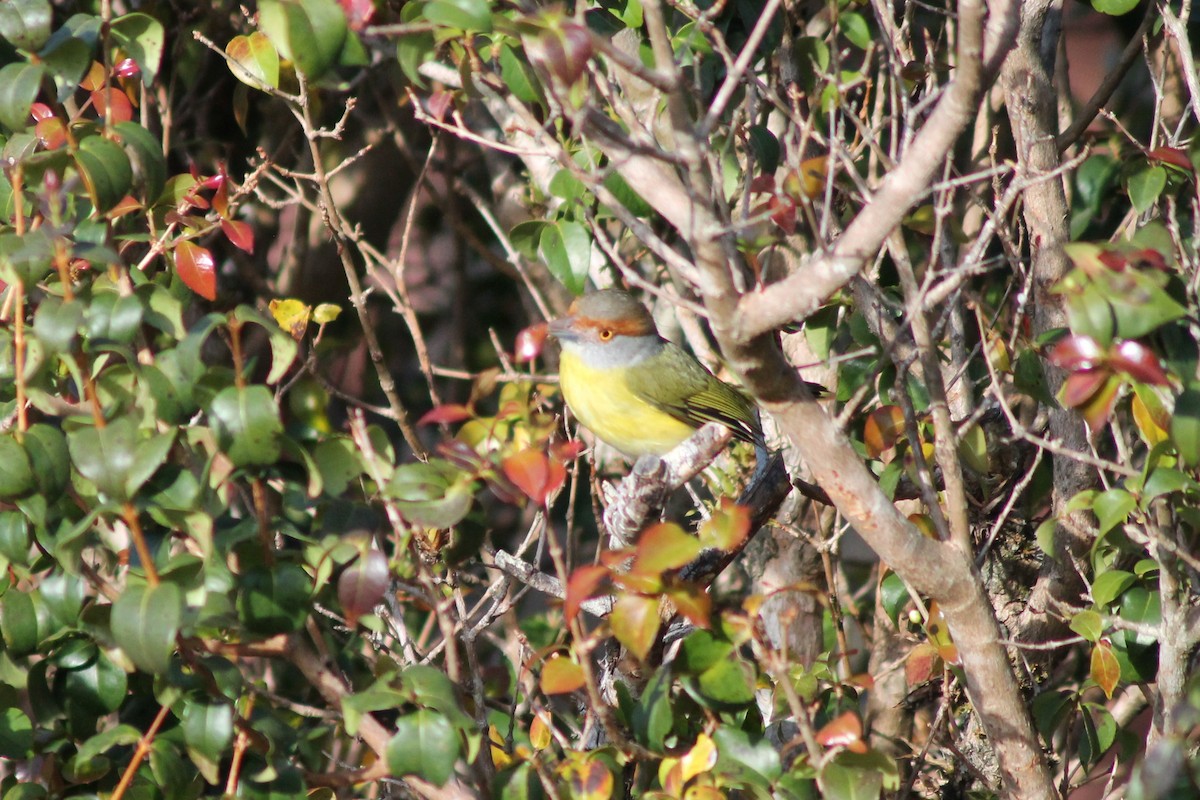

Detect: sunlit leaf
[864,405,905,457]
[564,564,610,624]
[540,655,585,695]
[174,241,216,301]
[632,522,702,576]
[225,31,280,90]
[611,592,659,661]
[386,709,461,787]
[679,732,718,784]
[502,447,566,506]
[816,710,866,754]
[1090,639,1120,699]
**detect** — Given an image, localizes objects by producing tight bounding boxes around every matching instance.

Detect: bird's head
[548,289,657,346]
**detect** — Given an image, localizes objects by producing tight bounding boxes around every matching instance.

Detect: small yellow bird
[548,289,762,458]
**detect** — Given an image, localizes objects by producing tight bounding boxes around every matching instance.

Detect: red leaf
[815,710,866,753]
[748,174,776,194]
[1109,340,1170,386]
[220,219,255,254]
[212,173,231,217]
[30,103,55,122]
[419,404,474,425]
[35,117,67,150]
[665,585,711,629]
[114,58,140,78]
[1129,248,1169,271]
[514,322,549,363]
[540,654,586,694]
[1148,146,1194,172]
[502,447,566,506]
[1097,249,1129,271]
[427,90,453,122]
[904,641,940,686]
[564,564,611,624]
[1047,334,1106,372]
[768,195,797,234]
[1060,369,1110,408]
[1078,374,1122,431]
[550,439,585,462]
[174,241,217,300]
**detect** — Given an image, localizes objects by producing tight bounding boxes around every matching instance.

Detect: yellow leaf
[679,733,718,783]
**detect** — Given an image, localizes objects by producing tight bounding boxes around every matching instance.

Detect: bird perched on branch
[548,289,763,458]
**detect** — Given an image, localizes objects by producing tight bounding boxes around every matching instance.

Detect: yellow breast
[558,350,697,457]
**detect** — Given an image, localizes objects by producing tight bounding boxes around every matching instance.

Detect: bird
[548,289,763,458]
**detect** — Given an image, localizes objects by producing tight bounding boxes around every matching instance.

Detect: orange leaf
[540,654,586,695]
[564,564,610,624]
[174,240,216,300]
[815,710,866,753]
[666,585,711,629]
[1091,639,1120,699]
[419,404,474,425]
[864,405,906,457]
[611,592,660,661]
[925,602,959,665]
[91,88,134,123]
[530,712,552,750]
[502,447,566,506]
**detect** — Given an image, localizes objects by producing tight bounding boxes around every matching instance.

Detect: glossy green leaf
[819,757,884,800]
[0,512,31,565]
[0,708,34,759]
[1092,570,1136,609]
[387,461,473,528]
[539,219,591,295]
[498,43,542,106]
[548,168,586,202]
[696,656,755,706]
[32,295,83,352]
[75,725,142,765]
[59,647,128,714]
[238,562,311,635]
[113,121,166,202]
[23,423,69,497]
[601,171,653,217]
[0,587,38,656]
[111,581,182,674]
[676,629,733,674]
[40,570,86,627]
[208,385,284,467]
[0,62,45,131]
[712,727,781,783]
[73,134,134,213]
[312,437,363,496]
[39,17,97,102]
[1093,488,1135,536]
[0,0,52,50]
[68,417,173,501]
[258,0,348,80]
[109,12,165,83]
[839,12,871,50]
[0,434,35,500]
[183,701,233,784]
[232,306,299,384]
[386,709,462,787]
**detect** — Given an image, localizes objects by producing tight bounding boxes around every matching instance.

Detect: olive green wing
[625,343,763,445]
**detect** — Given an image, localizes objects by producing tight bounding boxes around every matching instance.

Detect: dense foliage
[1,1,1199,799]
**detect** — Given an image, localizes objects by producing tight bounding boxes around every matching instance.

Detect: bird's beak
[548,316,577,341]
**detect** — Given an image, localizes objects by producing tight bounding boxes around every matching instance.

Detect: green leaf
[819,757,884,800]
[232,306,299,384]
[32,295,83,352]
[1117,586,1160,648]
[0,708,34,759]
[387,461,473,528]
[631,668,672,751]
[111,581,182,674]
[238,562,311,635]
[1171,383,1200,467]
[183,701,233,784]
[23,423,69,497]
[60,647,128,714]
[498,43,542,106]
[0,0,52,50]
[1092,488,1135,536]
[0,512,31,565]
[0,434,35,500]
[676,629,733,674]
[109,12,165,83]
[539,219,591,295]
[225,31,280,90]
[839,12,871,50]
[0,587,39,656]
[509,220,547,259]
[601,171,653,217]
[548,168,586,201]
[39,16,98,102]
[40,570,86,627]
[1092,569,1135,609]
[68,417,171,502]
[75,725,142,765]
[1069,609,1103,643]
[696,656,755,706]
[712,727,781,783]
[423,0,493,32]
[313,437,363,496]
[258,0,348,80]
[113,121,166,202]
[1093,0,1141,15]
[208,385,284,467]
[0,62,45,132]
[747,125,780,174]
[386,709,462,787]
[73,134,134,213]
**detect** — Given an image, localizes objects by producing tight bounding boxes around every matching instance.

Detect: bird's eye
[599,329,613,341]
